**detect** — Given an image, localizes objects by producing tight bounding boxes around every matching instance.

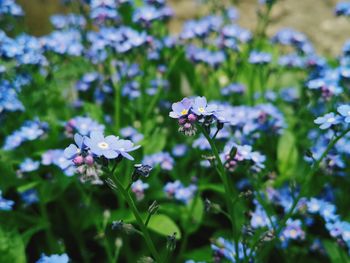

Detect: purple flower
[64,133,85,159]
[84,131,121,159]
[337,105,350,123]
[314,112,341,130]
[191,96,217,116]
[169,98,193,118]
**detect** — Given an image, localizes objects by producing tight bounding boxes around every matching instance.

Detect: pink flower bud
[73,155,84,165]
[76,165,85,174]
[84,155,94,166]
[184,123,192,129]
[178,117,187,125]
[188,113,197,123]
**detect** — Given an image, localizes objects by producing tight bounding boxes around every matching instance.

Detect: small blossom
[337,105,350,123]
[0,191,14,211]
[84,131,121,159]
[314,112,341,130]
[64,133,85,159]
[169,98,193,119]
[36,253,69,263]
[191,96,217,116]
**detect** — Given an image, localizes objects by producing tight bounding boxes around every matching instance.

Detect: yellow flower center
[289,229,297,238]
[198,107,205,113]
[98,141,109,149]
[181,109,188,115]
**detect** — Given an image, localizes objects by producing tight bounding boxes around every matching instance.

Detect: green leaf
[17,181,39,193]
[181,196,204,234]
[0,226,26,263]
[277,130,298,182]
[199,183,225,194]
[184,246,212,261]
[147,214,181,240]
[143,128,167,155]
[323,239,350,263]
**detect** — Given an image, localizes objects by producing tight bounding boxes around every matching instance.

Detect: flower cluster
[0,0,23,16]
[164,180,197,204]
[223,143,266,172]
[169,96,224,136]
[3,120,48,150]
[314,104,350,130]
[64,132,140,183]
[64,116,105,137]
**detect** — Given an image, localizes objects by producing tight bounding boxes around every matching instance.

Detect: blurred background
[17,0,349,56]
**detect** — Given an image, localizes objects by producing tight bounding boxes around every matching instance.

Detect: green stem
[177,192,200,262]
[110,173,162,263]
[199,125,240,262]
[38,198,57,253]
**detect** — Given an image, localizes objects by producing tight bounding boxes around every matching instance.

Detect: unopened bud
[132,164,152,181]
[205,199,221,214]
[115,238,123,249]
[148,201,159,215]
[73,155,84,165]
[239,190,253,199]
[188,113,197,123]
[166,233,177,251]
[84,155,94,166]
[178,118,186,125]
[112,220,136,235]
[137,257,154,263]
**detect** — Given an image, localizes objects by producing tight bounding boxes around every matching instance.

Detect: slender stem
[110,173,162,263]
[144,213,152,227]
[177,193,200,262]
[199,125,241,262]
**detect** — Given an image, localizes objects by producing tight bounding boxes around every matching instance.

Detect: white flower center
[347,111,350,116]
[98,141,109,149]
[327,117,335,123]
[198,107,205,113]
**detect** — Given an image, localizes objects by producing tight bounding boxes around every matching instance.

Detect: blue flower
[164,180,196,204]
[335,2,350,16]
[19,158,40,173]
[314,112,341,129]
[337,105,350,123]
[64,133,85,159]
[131,179,149,200]
[281,219,305,241]
[143,152,174,170]
[169,98,193,118]
[65,116,105,136]
[250,205,271,229]
[21,189,39,205]
[0,191,14,211]
[191,96,217,116]
[84,131,121,159]
[248,51,272,65]
[113,139,140,161]
[36,253,69,263]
